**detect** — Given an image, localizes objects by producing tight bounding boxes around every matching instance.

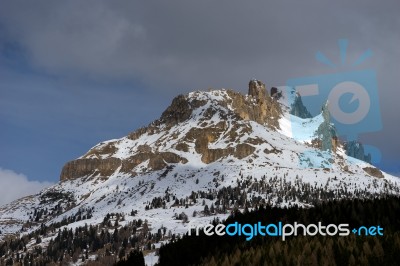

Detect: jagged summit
[60,81,282,181]
[344,140,372,163]
[161,79,281,128]
[290,92,312,119]
[248,79,267,100]
[313,101,338,152]
[58,81,383,182]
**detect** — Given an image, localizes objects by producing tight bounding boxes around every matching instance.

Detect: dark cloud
[2,1,398,88]
[0,0,398,179]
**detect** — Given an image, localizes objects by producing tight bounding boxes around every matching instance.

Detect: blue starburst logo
[287,39,382,167]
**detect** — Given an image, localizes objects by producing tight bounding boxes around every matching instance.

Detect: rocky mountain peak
[248,79,267,100]
[159,94,206,126]
[60,81,378,182]
[59,80,284,181]
[290,92,312,119]
[312,101,338,152]
[344,140,372,164]
[321,101,330,121]
[157,79,283,130]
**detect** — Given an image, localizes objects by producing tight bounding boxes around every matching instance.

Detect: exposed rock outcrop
[248,79,267,100]
[344,141,372,163]
[160,95,207,126]
[363,167,384,178]
[61,151,189,181]
[147,152,188,170]
[60,158,122,181]
[82,142,117,158]
[222,81,281,129]
[125,151,187,173]
[290,92,312,119]
[184,125,256,164]
[313,102,338,152]
[270,87,278,97]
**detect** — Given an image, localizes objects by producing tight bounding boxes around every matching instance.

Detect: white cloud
[0,167,53,207]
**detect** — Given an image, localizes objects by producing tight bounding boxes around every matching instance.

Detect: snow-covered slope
[0,80,398,263]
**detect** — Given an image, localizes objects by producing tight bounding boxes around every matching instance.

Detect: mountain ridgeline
[0,79,398,265]
[60,80,283,181]
[59,80,369,182]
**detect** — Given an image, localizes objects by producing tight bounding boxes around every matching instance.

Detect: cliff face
[290,93,312,119]
[60,152,189,181]
[312,102,338,152]
[59,80,282,181]
[160,95,206,126]
[344,141,372,164]
[60,158,122,181]
[218,80,281,129]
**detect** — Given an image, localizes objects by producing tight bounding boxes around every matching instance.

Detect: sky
[0,0,399,205]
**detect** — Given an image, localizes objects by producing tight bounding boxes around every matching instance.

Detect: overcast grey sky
[0,0,399,203]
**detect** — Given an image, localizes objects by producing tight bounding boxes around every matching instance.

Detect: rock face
[270,87,278,97]
[60,158,122,181]
[313,102,338,152]
[184,125,256,163]
[344,141,372,163]
[59,79,282,181]
[226,80,281,128]
[290,93,312,119]
[160,95,206,126]
[61,151,189,181]
[363,167,384,178]
[248,79,267,100]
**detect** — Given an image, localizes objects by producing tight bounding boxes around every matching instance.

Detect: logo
[188,222,383,241]
[286,39,382,166]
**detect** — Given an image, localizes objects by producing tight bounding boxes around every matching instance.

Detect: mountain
[0,80,399,265]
